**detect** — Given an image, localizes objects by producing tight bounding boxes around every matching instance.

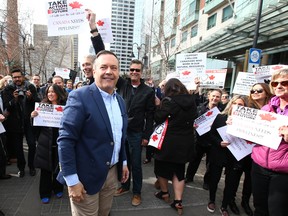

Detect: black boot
[229,200,240,215]
[241,200,253,216]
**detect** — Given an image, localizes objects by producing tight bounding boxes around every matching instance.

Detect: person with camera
[2,68,40,177]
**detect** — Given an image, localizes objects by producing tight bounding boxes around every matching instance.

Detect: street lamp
[131,42,146,60]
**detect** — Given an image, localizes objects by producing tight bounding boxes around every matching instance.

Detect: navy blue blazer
[57,84,128,195]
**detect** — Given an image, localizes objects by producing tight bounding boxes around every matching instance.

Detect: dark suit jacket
[57,84,128,195]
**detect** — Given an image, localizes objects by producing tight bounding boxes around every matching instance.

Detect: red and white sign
[47,0,86,36]
[200,69,227,88]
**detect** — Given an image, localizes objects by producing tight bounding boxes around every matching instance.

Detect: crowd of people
[0,9,288,216]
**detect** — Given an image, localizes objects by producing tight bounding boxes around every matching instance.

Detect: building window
[189,1,196,16]
[181,30,188,42]
[171,37,176,48]
[191,25,198,38]
[222,4,234,22]
[207,13,217,30]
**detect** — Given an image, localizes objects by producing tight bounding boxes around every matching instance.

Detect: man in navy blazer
[57,50,129,215]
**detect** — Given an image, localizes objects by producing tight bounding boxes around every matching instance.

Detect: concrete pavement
[0,148,252,216]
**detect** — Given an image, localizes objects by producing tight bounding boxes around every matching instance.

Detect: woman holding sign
[31,84,67,204]
[251,69,288,216]
[153,78,197,215]
[206,95,248,216]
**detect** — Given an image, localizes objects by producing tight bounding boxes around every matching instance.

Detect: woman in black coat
[207,95,248,216]
[31,84,67,204]
[153,78,197,215]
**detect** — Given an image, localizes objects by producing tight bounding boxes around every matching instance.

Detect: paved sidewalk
[0,150,252,216]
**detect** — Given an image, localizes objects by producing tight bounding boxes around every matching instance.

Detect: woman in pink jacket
[251,68,288,216]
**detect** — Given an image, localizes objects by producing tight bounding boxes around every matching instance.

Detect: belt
[110,163,117,169]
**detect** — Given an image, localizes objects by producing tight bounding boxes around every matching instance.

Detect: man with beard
[2,69,40,177]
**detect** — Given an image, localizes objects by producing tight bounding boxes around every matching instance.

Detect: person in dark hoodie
[153,78,197,215]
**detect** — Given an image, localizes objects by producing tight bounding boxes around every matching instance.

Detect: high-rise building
[32,24,78,82]
[110,0,135,74]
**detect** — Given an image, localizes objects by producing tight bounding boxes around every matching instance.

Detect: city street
[0,147,251,216]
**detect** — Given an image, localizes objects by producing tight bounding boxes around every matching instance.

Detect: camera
[16,88,27,98]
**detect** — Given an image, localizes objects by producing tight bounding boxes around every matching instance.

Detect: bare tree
[149,6,181,80]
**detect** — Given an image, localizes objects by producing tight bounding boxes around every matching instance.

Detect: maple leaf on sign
[246,140,253,145]
[209,75,215,80]
[47,9,52,14]
[272,65,283,70]
[55,106,63,112]
[97,20,105,26]
[36,107,40,111]
[152,134,158,142]
[259,113,276,122]
[182,71,191,75]
[206,111,213,117]
[69,1,83,9]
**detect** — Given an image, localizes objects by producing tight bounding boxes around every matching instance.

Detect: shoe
[170,200,183,215]
[143,159,151,164]
[203,182,209,190]
[229,200,240,215]
[220,207,230,216]
[131,194,141,206]
[154,179,160,190]
[154,191,170,203]
[114,187,129,197]
[18,170,25,178]
[241,201,253,216]
[207,201,215,213]
[29,168,36,176]
[0,174,11,180]
[41,197,50,204]
[185,177,193,183]
[56,192,63,198]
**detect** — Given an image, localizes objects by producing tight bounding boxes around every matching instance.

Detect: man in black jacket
[2,69,40,177]
[82,9,105,85]
[114,60,155,207]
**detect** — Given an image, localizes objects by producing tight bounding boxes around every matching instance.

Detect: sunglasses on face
[270,80,288,87]
[250,89,264,94]
[130,68,141,72]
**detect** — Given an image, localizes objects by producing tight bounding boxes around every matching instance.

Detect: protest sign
[253,65,288,84]
[176,53,207,90]
[95,18,114,43]
[200,69,227,88]
[232,72,257,96]
[33,103,65,128]
[227,105,288,150]
[194,107,220,136]
[47,0,86,36]
[54,67,70,79]
[217,125,255,161]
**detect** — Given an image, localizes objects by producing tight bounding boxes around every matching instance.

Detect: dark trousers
[0,134,6,176]
[23,120,36,169]
[6,132,26,171]
[39,169,63,199]
[252,161,288,216]
[145,146,154,161]
[209,163,242,209]
[186,144,210,184]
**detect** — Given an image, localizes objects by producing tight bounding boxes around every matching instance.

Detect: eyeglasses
[270,80,288,87]
[130,68,141,72]
[12,76,22,79]
[250,89,264,94]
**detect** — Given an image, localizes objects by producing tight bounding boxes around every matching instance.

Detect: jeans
[252,161,288,216]
[121,130,143,195]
